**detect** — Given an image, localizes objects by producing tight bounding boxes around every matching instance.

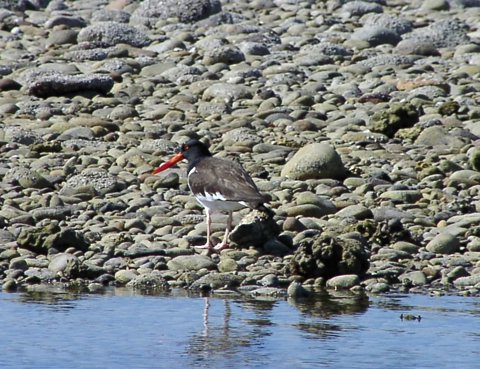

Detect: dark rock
[229,210,280,247]
[287,233,370,279]
[45,15,86,28]
[79,262,106,279]
[352,26,401,46]
[203,45,245,65]
[369,102,420,138]
[26,71,114,97]
[0,78,21,91]
[17,224,88,254]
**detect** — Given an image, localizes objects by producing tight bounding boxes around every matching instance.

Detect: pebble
[0,0,478,298]
[166,255,217,271]
[426,233,461,255]
[287,281,311,298]
[326,275,360,289]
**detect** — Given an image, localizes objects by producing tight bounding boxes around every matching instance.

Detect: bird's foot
[213,242,230,251]
[194,243,213,250]
[193,241,229,253]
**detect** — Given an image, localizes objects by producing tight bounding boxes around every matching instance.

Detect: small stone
[167,255,217,271]
[391,241,420,254]
[326,274,360,289]
[9,257,28,271]
[189,272,244,290]
[336,205,373,219]
[287,281,311,298]
[258,274,278,287]
[229,210,280,247]
[400,271,427,286]
[367,282,390,293]
[469,147,480,172]
[78,21,151,47]
[218,257,238,272]
[126,272,169,290]
[421,0,449,10]
[426,233,461,254]
[2,279,17,292]
[454,274,480,288]
[48,253,80,278]
[115,269,139,284]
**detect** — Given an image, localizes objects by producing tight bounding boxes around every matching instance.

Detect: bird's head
[152,139,212,174]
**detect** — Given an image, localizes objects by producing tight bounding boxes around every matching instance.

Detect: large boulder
[281,143,347,180]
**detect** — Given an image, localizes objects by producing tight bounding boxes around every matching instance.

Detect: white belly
[195,192,246,213]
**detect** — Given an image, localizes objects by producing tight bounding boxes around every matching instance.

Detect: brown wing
[189,157,266,208]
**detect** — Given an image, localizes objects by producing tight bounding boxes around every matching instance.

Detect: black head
[180,139,212,163]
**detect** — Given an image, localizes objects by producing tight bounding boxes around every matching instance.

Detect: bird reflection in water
[187,297,276,364]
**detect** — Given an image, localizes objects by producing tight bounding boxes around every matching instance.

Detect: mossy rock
[287,232,369,279]
[16,225,89,254]
[438,101,460,116]
[369,102,420,138]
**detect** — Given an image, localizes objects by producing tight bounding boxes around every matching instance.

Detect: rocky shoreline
[1,0,480,298]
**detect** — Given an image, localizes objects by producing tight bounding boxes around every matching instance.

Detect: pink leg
[194,209,213,250]
[214,211,232,251]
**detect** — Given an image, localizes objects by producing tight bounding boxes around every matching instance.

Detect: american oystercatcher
[152,139,270,251]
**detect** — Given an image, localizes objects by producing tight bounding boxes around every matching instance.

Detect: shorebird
[152,139,270,251]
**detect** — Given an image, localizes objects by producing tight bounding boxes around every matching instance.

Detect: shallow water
[0,288,478,369]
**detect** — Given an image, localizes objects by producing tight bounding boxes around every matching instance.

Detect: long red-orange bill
[152,152,184,174]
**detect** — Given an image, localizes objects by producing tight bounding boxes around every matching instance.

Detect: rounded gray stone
[281,143,347,180]
[115,270,139,284]
[77,22,151,47]
[167,255,217,271]
[326,274,360,289]
[287,281,311,298]
[426,233,461,254]
[48,253,80,277]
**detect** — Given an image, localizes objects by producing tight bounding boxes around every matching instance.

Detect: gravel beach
[1,0,480,297]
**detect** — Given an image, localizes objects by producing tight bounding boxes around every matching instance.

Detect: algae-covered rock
[16,225,89,254]
[369,102,420,138]
[189,272,244,290]
[438,100,460,116]
[288,232,370,279]
[126,272,170,290]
